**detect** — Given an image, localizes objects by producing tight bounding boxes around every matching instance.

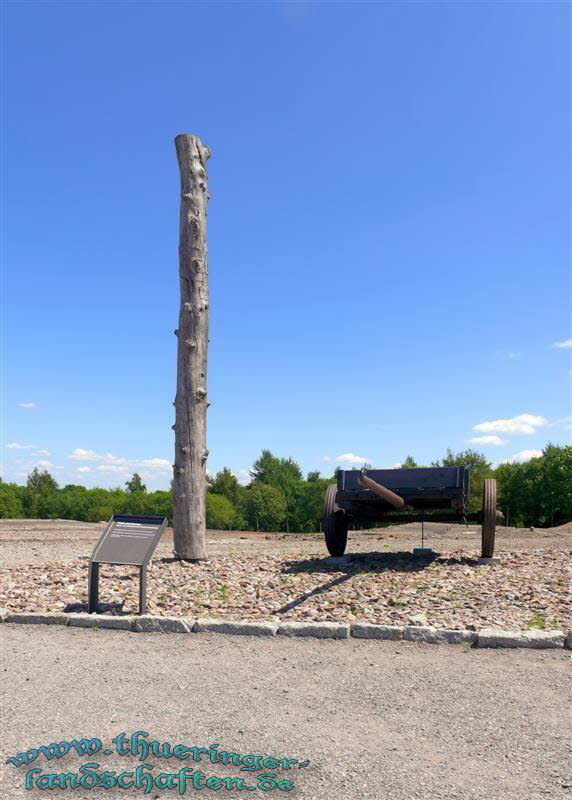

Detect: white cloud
[334,453,372,464]
[6,442,35,450]
[101,452,129,465]
[69,449,165,469]
[139,458,171,471]
[18,402,39,409]
[234,469,251,486]
[96,464,130,474]
[473,413,548,436]
[34,460,54,469]
[499,450,543,464]
[32,450,50,457]
[552,339,572,349]
[506,352,521,359]
[69,448,100,461]
[468,435,508,446]
[322,456,332,463]
[68,447,172,483]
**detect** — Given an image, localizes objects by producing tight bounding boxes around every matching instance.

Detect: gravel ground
[1,521,570,630]
[1,624,570,800]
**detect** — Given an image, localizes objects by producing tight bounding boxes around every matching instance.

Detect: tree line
[0,444,570,530]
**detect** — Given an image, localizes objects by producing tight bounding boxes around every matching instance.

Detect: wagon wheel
[323,484,348,557]
[481,479,497,558]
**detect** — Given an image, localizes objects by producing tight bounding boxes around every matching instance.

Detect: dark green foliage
[401,455,419,468]
[250,449,302,486]
[432,448,493,512]
[5,445,570,531]
[27,467,58,492]
[208,467,242,506]
[0,483,24,518]
[24,468,60,518]
[496,444,572,527]
[125,473,146,494]
[245,483,287,531]
[206,493,236,529]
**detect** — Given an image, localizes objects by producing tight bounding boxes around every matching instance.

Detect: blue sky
[2,1,570,490]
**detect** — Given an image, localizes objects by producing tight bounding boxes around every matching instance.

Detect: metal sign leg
[139,566,147,615]
[88,562,100,614]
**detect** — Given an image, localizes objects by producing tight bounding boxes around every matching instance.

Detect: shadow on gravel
[282,551,481,576]
[273,552,436,615]
[273,552,481,615]
[282,551,439,575]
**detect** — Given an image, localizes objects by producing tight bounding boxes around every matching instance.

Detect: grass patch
[526,613,547,630]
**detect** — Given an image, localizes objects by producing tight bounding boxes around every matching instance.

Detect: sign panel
[91,514,167,566]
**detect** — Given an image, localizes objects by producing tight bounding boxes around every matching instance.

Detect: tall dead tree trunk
[172,134,211,560]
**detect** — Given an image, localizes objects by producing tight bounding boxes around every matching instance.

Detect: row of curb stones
[1,608,570,650]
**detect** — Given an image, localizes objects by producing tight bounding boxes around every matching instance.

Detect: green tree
[289,478,331,532]
[208,467,243,506]
[401,455,419,469]
[26,468,58,492]
[245,483,287,532]
[250,450,302,486]
[432,448,493,512]
[306,470,321,482]
[144,491,174,524]
[24,468,59,518]
[0,483,24,518]
[496,444,572,527]
[56,486,90,520]
[250,450,303,532]
[206,493,236,529]
[126,473,146,494]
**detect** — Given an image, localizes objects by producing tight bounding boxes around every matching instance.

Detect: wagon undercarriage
[323,467,501,559]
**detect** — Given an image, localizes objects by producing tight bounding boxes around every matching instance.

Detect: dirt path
[0,624,570,800]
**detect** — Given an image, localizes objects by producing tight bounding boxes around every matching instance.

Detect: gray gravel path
[1,625,570,800]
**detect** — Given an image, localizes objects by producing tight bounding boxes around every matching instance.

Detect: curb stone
[521,630,565,649]
[194,619,278,636]
[351,623,403,640]
[0,612,567,649]
[5,612,69,626]
[67,613,134,631]
[477,627,566,649]
[477,628,527,648]
[133,616,192,634]
[404,626,477,645]
[278,621,350,639]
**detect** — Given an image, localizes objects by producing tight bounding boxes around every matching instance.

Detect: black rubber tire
[481,479,497,558]
[323,484,348,556]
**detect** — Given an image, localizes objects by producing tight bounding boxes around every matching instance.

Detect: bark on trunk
[172,134,211,560]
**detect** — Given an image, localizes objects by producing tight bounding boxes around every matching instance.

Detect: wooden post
[172,134,211,561]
